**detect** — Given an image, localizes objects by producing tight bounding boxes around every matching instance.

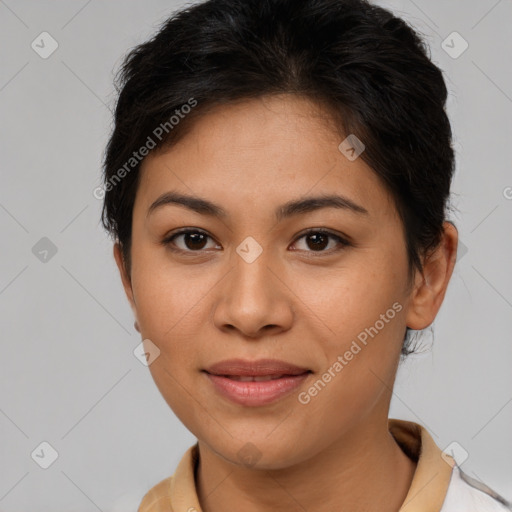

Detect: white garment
[441,465,512,511]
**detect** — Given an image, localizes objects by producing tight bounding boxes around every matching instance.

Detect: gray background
[0,0,511,510]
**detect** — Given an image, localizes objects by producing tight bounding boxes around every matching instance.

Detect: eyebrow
[146,191,369,221]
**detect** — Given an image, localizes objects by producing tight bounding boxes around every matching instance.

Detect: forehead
[135,94,396,222]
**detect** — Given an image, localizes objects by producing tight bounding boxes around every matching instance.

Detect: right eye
[162,229,222,253]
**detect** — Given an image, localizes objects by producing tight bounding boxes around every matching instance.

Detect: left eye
[292,230,350,253]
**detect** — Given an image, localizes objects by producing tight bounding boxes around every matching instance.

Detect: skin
[114,94,458,512]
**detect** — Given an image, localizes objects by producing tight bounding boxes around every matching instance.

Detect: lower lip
[204,372,311,406]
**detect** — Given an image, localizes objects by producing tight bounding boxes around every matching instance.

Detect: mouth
[203,359,312,406]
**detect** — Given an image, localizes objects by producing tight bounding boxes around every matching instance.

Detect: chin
[201,428,310,470]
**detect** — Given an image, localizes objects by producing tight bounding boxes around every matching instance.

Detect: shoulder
[441,465,512,512]
[137,475,174,512]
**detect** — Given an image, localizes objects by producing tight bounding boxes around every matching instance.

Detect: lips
[203,358,312,406]
[205,358,310,377]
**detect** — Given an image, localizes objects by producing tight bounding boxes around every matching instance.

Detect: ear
[405,221,458,330]
[113,242,137,315]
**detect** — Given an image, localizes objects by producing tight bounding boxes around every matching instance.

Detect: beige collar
[389,419,455,512]
[139,418,455,512]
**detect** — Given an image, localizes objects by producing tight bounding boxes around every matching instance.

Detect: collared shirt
[138,418,512,512]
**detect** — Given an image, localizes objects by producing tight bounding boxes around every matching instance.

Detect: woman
[100,0,511,510]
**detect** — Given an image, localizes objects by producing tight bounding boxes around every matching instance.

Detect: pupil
[307,233,328,251]
[186,233,207,250]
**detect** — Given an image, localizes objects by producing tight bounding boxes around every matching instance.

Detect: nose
[212,249,294,339]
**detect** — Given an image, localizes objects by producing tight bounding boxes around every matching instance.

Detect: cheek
[131,244,217,339]
[297,308,404,447]
[301,256,406,401]
[301,257,405,343]
[146,358,206,441]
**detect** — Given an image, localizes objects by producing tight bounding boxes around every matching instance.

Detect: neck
[196,416,417,512]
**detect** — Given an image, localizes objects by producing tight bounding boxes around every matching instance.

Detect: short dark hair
[101,0,456,356]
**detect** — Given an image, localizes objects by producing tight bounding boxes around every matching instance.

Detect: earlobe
[405,222,458,331]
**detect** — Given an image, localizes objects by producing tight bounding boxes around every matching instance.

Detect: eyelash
[161,228,352,256]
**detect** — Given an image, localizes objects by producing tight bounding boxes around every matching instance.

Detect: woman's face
[115,94,427,468]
